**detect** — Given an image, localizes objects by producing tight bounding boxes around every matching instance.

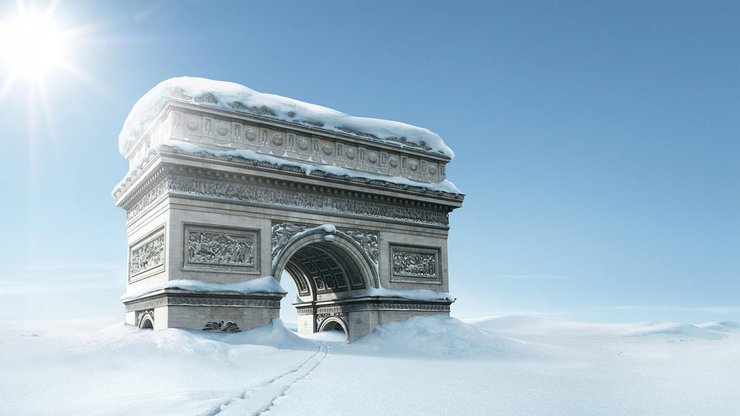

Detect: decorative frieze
[166,175,448,225]
[183,225,259,274]
[129,226,166,282]
[167,107,448,184]
[126,178,168,220]
[124,294,281,312]
[315,301,450,315]
[390,245,442,284]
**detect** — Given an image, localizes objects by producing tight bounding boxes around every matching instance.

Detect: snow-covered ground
[2,315,739,415]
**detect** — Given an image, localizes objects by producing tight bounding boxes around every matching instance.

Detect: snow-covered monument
[113,77,464,340]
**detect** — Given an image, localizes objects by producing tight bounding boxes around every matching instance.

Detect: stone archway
[116,77,463,341]
[271,225,377,337]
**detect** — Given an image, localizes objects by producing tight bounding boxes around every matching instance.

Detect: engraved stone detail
[343,230,379,264]
[215,123,229,136]
[272,133,284,146]
[322,144,333,156]
[136,309,155,328]
[393,251,436,277]
[316,311,348,328]
[167,176,448,225]
[168,296,280,308]
[124,297,167,312]
[390,245,441,284]
[129,228,165,281]
[245,127,257,141]
[315,302,450,315]
[186,116,199,130]
[298,137,309,150]
[271,223,310,254]
[126,178,169,220]
[188,231,255,266]
[203,321,240,332]
[184,225,259,274]
[124,294,281,311]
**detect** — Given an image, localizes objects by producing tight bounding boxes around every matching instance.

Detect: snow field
[1,315,739,415]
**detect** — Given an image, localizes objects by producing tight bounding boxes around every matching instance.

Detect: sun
[0,1,72,88]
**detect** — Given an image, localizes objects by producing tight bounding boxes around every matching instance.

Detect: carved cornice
[123,292,283,312]
[113,143,464,207]
[294,298,452,315]
[124,169,451,226]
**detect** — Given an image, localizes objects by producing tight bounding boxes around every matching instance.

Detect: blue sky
[0,0,738,323]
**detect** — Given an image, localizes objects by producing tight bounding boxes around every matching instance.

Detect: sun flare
[0,2,72,88]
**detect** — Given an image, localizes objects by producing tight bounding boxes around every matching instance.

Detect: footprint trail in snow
[204,344,328,416]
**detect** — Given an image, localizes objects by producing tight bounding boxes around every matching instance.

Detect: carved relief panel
[389,244,442,284]
[129,226,166,282]
[183,224,260,274]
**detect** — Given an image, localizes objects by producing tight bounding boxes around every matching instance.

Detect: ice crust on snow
[118,76,454,158]
[120,276,285,301]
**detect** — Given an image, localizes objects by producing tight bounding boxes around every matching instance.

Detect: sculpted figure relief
[130,234,165,277]
[392,250,438,278]
[188,231,255,266]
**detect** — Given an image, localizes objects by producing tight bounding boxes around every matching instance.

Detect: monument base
[123,289,284,331]
[296,297,453,341]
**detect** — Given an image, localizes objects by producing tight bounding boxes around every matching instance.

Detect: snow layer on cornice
[118,76,454,159]
[120,276,285,302]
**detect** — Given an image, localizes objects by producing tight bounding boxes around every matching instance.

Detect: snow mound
[119,76,454,158]
[202,319,315,350]
[464,315,551,332]
[348,315,531,359]
[696,321,740,333]
[83,319,315,354]
[623,322,725,340]
[465,316,734,341]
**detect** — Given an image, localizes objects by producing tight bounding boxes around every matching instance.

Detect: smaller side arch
[138,310,155,330]
[318,316,349,338]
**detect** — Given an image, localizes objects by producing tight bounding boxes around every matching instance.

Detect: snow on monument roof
[118,76,454,158]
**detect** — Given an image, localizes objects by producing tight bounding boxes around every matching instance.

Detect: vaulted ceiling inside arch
[285,243,365,296]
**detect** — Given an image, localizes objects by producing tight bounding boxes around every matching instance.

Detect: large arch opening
[283,241,367,299]
[274,231,376,339]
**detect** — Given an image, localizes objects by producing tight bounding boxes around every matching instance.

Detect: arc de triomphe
[113,77,464,340]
